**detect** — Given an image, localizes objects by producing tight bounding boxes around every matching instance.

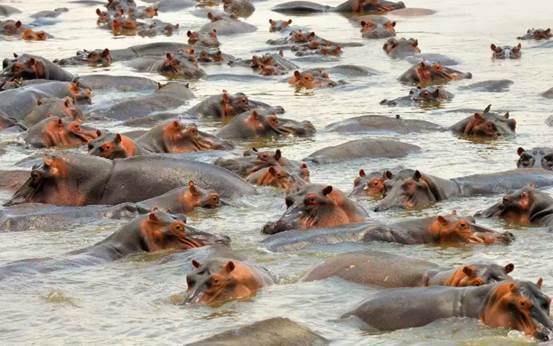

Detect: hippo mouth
[3,167,45,206]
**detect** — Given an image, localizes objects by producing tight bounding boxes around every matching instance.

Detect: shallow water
[1,0,553,344]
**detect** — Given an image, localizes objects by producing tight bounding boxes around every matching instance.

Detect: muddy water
[1,0,553,344]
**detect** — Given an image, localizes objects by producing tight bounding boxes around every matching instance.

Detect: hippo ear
[504,263,515,274]
[490,43,497,51]
[188,180,198,194]
[473,112,482,120]
[64,99,71,107]
[503,112,509,119]
[102,48,110,57]
[413,170,422,181]
[96,8,102,15]
[462,266,475,277]
[114,134,122,144]
[251,147,258,152]
[96,130,102,137]
[285,196,294,208]
[517,147,525,156]
[322,185,333,196]
[148,213,159,222]
[293,70,301,79]
[537,277,543,288]
[192,259,201,268]
[359,169,366,177]
[412,39,418,47]
[268,167,277,176]
[56,118,64,127]
[437,215,448,226]
[360,21,366,27]
[248,111,259,121]
[391,21,396,27]
[224,261,235,273]
[516,43,522,50]
[288,19,292,24]
[172,120,181,129]
[274,149,282,161]
[483,104,492,113]
[383,170,393,180]
[269,19,273,24]
[187,30,192,37]
[36,98,43,106]
[433,88,441,98]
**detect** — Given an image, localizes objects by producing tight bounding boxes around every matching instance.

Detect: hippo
[358,16,396,39]
[380,86,453,106]
[187,29,219,48]
[88,82,194,120]
[0,5,20,16]
[5,153,256,206]
[75,75,157,92]
[216,110,315,139]
[246,165,308,192]
[326,115,444,134]
[0,111,17,129]
[303,250,514,288]
[88,133,146,159]
[1,54,74,82]
[199,13,256,36]
[17,97,83,128]
[459,79,514,93]
[136,19,180,37]
[288,70,339,89]
[349,167,414,199]
[20,29,49,41]
[53,49,112,67]
[449,104,516,139]
[215,148,305,178]
[236,52,298,76]
[491,43,521,59]
[185,318,329,346]
[477,186,553,227]
[31,7,68,18]
[223,0,255,18]
[517,147,553,170]
[0,19,25,36]
[269,19,293,32]
[184,257,273,306]
[399,61,472,86]
[186,90,283,118]
[136,120,233,153]
[304,139,421,164]
[262,184,369,234]
[342,280,552,341]
[23,117,99,148]
[383,37,420,58]
[272,0,405,14]
[95,42,190,61]
[126,52,204,80]
[0,211,230,280]
[544,88,553,99]
[518,28,552,40]
[291,41,342,57]
[374,169,553,211]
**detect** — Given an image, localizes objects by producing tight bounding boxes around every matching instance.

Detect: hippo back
[454,169,553,195]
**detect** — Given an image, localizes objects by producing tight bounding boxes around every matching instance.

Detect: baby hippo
[262,184,369,234]
[185,258,274,307]
[269,19,292,32]
[288,70,338,89]
[491,43,521,59]
[24,117,99,148]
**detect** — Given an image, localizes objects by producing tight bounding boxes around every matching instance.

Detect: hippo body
[303,251,514,288]
[272,0,405,13]
[459,80,513,93]
[305,139,421,164]
[18,97,82,128]
[106,42,191,61]
[342,281,552,340]
[0,5,21,16]
[326,115,444,134]
[200,17,256,36]
[5,153,256,206]
[185,318,329,346]
[78,75,158,92]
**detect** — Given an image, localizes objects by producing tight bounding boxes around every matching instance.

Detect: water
[1,0,552,344]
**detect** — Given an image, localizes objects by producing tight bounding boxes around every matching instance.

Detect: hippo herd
[2,0,553,344]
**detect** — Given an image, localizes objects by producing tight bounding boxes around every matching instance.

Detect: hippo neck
[458,284,495,318]
[529,194,553,222]
[88,220,146,259]
[422,174,461,200]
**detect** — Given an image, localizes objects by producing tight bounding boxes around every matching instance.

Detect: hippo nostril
[373,206,380,212]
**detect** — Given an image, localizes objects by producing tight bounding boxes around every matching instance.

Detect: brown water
[1,0,553,344]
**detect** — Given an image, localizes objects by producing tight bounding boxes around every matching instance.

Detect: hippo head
[457,105,516,138]
[181,181,220,210]
[481,280,553,341]
[2,20,23,35]
[262,185,352,234]
[36,117,98,148]
[198,49,223,63]
[187,29,219,47]
[247,165,305,192]
[406,61,471,85]
[95,8,110,24]
[491,43,522,59]
[289,70,335,89]
[428,213,514,245]
[360,18,396,38]
[409,86,450,103]
[383,37,420,57]
[185,259,255,306]
[374,170,443,211]
[289,30,315,43]
[444,263,514,287]
[9,57,47,80]
[351,169,393,199]
[21,29,48,41]
[221,90,251,117]
[159,53,185,78]
[319,44,342,56]
[88,133,138,159]
[269,19,292,32]
[85,48,112,66]
[244,111,314,138]
[143,6,158,18]
[161,121,229,152]
[521,28,552,40]
[68,82,93,104]
[517,147,553,170]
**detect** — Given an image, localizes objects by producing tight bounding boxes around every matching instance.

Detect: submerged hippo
[187,29,219,48]
[199,13,256,36]
[343,280,552,341]
[374,169,553,211]
[358,16,396,39]
[1,54,74,82]
[459,79,514,93]
[477,186,553,227]
[246,165,308,192]
[54,48,112,67]
[450,104,516,138]
[23,117,99,148]
[0,211,230,280]
[5,153,255,206]
[383,37,420,58]
[303,250,514,287]
[215,148,306,178]
[262,184,369,234]
[491,43,522,59]
[237,52,298,76]
[184,257,273,306]
[517,147,553,170]
[326,115,444,134]
[88,133,145,159]
[186,90,283,118]
[223,0,255,18]
[399,61,472,86]
[269,19,293,32]
[0,5,20,16]
[216,110,315,139]
[349,167,414,199]
[16,97,83,128]
[127,52,204,79]
[305,139,421,164]
[272,0,405,14]
[518,28,552,40]
[380,86,453,106]
[288,70,340,89]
